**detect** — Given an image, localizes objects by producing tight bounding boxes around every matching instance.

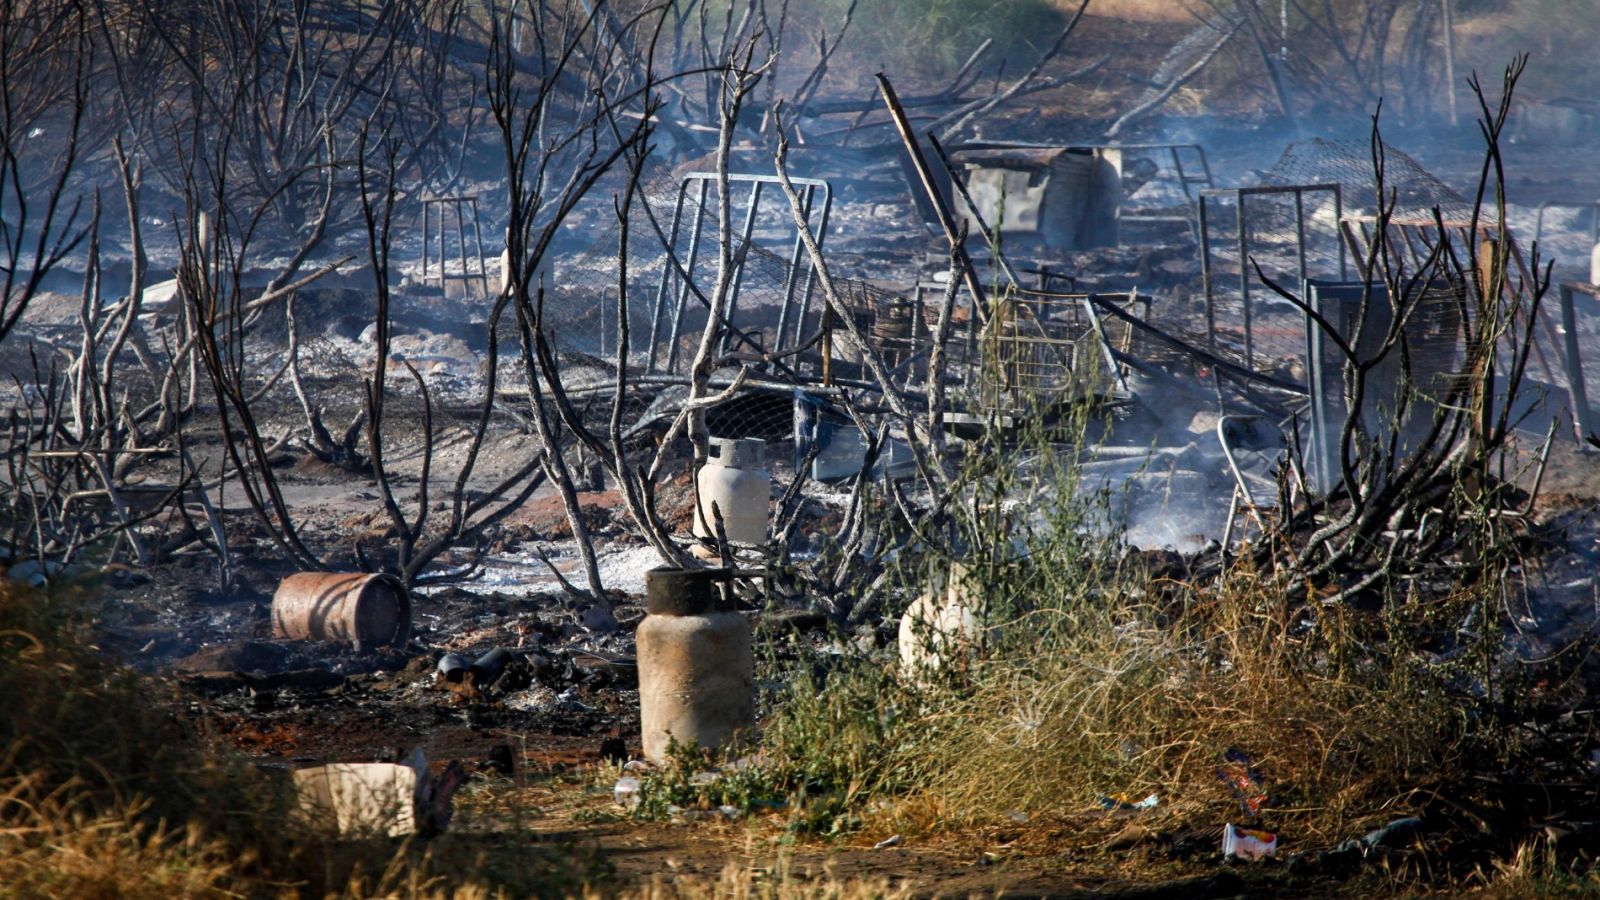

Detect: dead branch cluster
[0,0,1552,646]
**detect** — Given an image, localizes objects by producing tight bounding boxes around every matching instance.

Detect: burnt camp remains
[4,0,1600,893]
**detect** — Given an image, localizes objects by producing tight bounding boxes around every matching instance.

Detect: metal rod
[796,192,832,376]
[647,180,692,372]
[875,73,988,323]
[471,197,489,296]
[1559,283,1596,445]
[774,183,815,354]
[1198,195,1216,352]
[1335,186,1347,280]
[666,178,711,372]
[1295,189,1308,283]
[1237,192,1253,368]
[453,200,470,297]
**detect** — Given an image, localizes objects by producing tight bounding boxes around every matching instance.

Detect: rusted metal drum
[272,572,410,649]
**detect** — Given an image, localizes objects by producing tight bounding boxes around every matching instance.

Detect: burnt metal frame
[645,172,831,376]
[1110,142,1215,213]
[420,195,491,296]
[1198,183,1346,370]
[1558,282,1600,446]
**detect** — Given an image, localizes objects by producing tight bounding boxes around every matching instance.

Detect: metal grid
[642,172,831,378]
[1260,137,1473,223]
[972,289,1144,412]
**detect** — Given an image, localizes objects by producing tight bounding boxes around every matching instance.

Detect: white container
[897,562,986,683]
[694,437,770,546]
[1222,823,1278,860]
[1589,241,1600,286]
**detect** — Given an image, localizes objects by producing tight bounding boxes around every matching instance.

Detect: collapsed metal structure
[512,118,1600,555]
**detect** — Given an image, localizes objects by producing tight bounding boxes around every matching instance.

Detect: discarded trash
[637,567,755,762]
[613,776,642,809]
[1215,748,1269,816]
[468,647,510,687]
[272,572,411,649]
[292,748,462,837]
[1222,823,1278,860]
[1007,810,1030,824]
[1357,816,1423,852]
[435,653,468,683]
[874,834,903,849]
[556,686,595,712]
[1099,792,1160,811]
[808,419,918,484]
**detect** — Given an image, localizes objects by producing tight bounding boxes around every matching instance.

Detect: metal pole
[1442,0,1458,126]
[1237,192,1253,368]
[875,73,989,322]
[1199,195,1215,351]
[1280,0,1289,62]
[1294,189,1308,282]
[1334,186,1347,281]
[470,198,489,296]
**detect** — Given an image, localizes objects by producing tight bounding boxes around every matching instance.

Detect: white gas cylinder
[897,563,985,682]
[694,437,770,546]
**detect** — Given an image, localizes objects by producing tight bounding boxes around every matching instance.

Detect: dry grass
[1079,0,1198,23]
[884,566,1470,847]
[599,862,910,900]
[0,581,590,898]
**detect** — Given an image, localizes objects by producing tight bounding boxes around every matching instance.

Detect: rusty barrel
[272,572,411,649]
[636,567,754,762]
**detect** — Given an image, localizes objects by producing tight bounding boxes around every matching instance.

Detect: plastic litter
[1099,792,1160,811]
[1359,816,1423,851]
[1215,748,1269,816]
[613,776,642,809]
[1222,823,1278,860]
[874,834,903,849]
